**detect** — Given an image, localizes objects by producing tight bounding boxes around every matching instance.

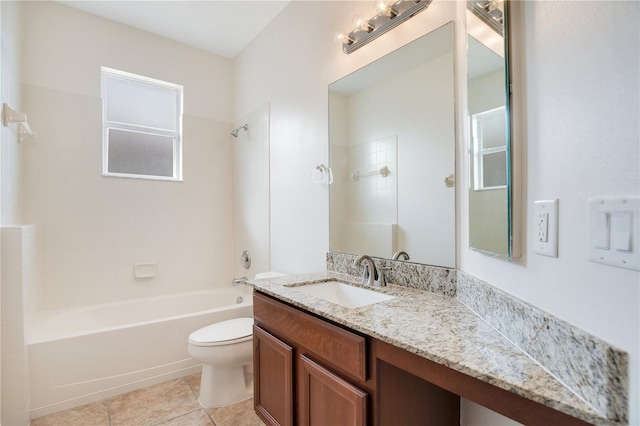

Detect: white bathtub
[28,286,253,418]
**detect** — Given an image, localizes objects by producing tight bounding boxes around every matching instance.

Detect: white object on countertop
[254,271,288,279]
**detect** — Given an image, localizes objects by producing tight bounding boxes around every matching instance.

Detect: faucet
[353,255,387,287]
[232,276,248,286]
[392,250,410,261]
[354,255,376,286]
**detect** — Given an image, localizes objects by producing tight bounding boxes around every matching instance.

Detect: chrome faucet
[353,255,388,287]
[377,265,391,287]
[232,276,247,286]
[392,250,410,261]
[354,255,376,286]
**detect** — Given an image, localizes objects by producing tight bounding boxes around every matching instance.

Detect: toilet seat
[189,317,254,347]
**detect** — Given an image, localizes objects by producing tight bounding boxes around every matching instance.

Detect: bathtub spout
[232,277,248,286]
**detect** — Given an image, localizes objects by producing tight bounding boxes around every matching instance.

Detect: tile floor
[31,373,265,426]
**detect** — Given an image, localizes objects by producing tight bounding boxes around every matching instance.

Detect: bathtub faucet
[232,276,248,286]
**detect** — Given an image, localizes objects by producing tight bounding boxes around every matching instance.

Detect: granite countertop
[247,271,611,426]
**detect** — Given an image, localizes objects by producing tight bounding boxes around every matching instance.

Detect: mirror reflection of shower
[230,124,248,137]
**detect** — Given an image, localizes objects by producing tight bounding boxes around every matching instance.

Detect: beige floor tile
[108,378,200,426]
[155,409,213,426]
[183,373,201,397]
[206,398,264,426]
[31,400,109,426]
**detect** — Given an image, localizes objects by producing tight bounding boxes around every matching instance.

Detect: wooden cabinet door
[253,325,294,426]
[299,355,367,426]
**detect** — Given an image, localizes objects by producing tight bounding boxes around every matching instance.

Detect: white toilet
[188,272,287,408]
[188,317,254,408]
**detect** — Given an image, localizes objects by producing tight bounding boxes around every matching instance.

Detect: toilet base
[198,364,253,408]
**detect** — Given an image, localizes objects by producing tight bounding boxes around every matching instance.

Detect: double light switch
[588,196,639,271]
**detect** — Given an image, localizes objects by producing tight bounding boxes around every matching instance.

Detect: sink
[288,281,396,308]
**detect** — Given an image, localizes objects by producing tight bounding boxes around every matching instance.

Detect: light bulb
[352,15,373,33]
[334,32,354,45]
[487,1,500,11]
[376,0,397,18]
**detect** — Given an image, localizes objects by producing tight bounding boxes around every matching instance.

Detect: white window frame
[101,67,183,181]
[471,106,507,191]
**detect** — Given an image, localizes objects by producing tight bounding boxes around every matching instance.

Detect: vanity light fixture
[339,0,433,54]
[467,0,504,35]
[352,15,374,33]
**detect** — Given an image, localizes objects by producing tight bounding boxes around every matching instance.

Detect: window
[471,106,507,190]
[101,67,183,181]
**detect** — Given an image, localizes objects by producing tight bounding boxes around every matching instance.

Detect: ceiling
[57,1,291,59]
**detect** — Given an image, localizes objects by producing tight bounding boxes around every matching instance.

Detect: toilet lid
[189,317,254,346]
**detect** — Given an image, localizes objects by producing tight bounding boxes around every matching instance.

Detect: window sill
[102,172,183,182]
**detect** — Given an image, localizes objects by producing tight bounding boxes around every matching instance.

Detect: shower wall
[232,104,271,279]
[1,2,26,423]
[20,2,235,310]
[1,0,24,225]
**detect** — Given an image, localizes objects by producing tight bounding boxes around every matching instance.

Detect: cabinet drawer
[254,291,367,381]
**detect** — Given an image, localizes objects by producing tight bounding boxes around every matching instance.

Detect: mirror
[466,0,515,257]
[329,22,455,268]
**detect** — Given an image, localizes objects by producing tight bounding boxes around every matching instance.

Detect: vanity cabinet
[253,291,460,426]
[253,325,294,426]
[253,288,598,426]
[253,291,371,426]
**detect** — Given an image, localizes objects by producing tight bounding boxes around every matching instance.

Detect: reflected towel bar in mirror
[351,166,389,181]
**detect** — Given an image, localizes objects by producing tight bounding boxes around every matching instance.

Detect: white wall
[232,104,271,279]
[236,0,639,423]
[21,2,236,309]
[235,0,458,274]
[1,2,25,422]
[1,0,24,225]
[460,1,639,423]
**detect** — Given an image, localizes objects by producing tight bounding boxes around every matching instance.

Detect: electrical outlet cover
[534,199,559,257]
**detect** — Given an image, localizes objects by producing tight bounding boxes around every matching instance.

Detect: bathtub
[28,286,253,418]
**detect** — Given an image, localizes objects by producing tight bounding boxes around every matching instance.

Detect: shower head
[230,124,248,138]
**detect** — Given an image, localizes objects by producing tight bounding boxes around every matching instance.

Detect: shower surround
[21,1,236,310]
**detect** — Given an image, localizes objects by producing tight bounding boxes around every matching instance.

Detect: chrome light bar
[342,0,433,55]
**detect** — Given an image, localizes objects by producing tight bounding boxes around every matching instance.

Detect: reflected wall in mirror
[467,0,514,257]
[329,22,455,268]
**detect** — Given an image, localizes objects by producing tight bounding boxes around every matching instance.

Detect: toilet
[188,272,287,408]
[188,317,254,408]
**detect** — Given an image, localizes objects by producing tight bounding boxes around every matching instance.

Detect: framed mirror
[329,22,455,268]
[466,0,519,258]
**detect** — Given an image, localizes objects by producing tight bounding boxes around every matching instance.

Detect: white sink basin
[289,281,396,308]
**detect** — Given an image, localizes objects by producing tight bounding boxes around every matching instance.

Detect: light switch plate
[588,196,639,271]
[534,199,559,257]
